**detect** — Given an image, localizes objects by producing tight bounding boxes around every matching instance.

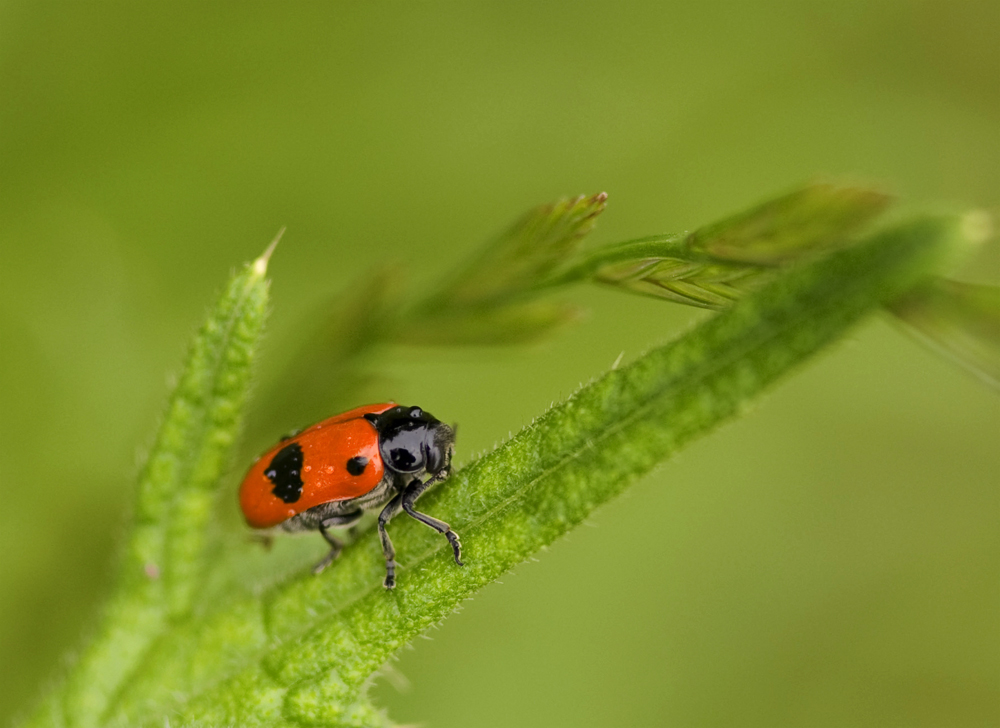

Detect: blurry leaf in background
[396,193,606,343]
[890,276,1000,389]
[686,182,892,264]
[423,192,609,308]
[394,299,582,346]
[248,267,402,440]
[557,182,893,309]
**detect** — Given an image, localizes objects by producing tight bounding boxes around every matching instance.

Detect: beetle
[239,403,462,588]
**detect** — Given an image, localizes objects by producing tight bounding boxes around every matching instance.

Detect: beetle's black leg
[312,526,343,575]
[377,492,404,589]
[249,533,274,550]
[312,510,363,575]
[401,470,462,566]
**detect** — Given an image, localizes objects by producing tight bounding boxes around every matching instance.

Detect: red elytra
[239,403,392,529]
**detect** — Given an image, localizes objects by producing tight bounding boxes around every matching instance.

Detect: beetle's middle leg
[312,509,363,574]
[401,471,462,566]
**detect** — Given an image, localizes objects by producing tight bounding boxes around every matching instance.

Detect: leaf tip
[585,191,609,218]
[254,226,286,276]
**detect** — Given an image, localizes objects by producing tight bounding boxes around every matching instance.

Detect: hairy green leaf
[28,241,274,728]
[80,215,966,728]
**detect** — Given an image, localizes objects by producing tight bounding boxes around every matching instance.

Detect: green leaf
[392,192,607,347]
[686,182,892,264]
[34,239,274,728]
[425,191,608,308]
[72,215,965,728]
[889,277,1000,389]
[393,299,583,345]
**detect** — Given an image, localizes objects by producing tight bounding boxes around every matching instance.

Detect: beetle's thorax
[364,405,455,478]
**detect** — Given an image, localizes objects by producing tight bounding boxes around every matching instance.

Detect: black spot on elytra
[346,456,368,476]
[266,442,304,503]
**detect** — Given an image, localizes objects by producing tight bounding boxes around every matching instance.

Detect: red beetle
[239,403,462,588]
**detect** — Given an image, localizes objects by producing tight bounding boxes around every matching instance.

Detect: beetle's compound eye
[424,422,455,474]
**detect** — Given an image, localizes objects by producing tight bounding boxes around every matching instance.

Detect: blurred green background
[1,2,998,726]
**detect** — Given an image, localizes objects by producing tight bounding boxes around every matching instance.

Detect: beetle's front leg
[400,471,462,566]
[377,492,404,588]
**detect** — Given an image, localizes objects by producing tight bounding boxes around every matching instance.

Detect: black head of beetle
[364,405,455,477]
